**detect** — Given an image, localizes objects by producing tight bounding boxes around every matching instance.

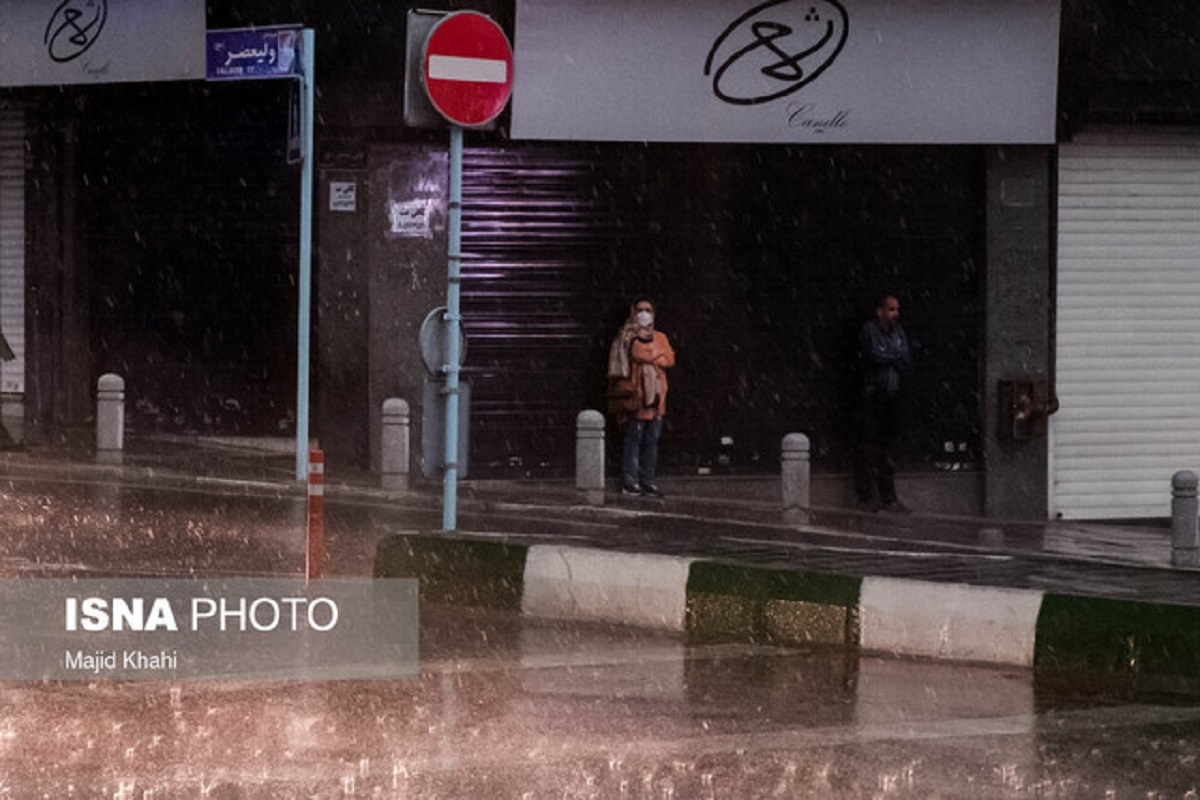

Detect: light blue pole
[443,125,464,531]
[295,29,315,480]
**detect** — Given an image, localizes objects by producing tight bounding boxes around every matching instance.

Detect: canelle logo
[44,0,108,64]
[705,0,849,106]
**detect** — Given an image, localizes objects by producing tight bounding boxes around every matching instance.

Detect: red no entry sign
[422,11,514,128]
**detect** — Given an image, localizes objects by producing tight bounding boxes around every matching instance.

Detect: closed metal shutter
[0,109,23,396]
[459,143,649,474]
[1054,126,1200,519]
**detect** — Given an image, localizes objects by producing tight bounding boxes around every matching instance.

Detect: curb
[376,532,1200,679]
[0,457,308,498]
[860,578,1042,667]
[523,546,692,630]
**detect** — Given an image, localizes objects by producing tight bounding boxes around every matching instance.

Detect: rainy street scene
[2,0,1200,796]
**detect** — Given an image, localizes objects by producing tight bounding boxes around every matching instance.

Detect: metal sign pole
[443,124,464,531]
[204,26,312,479]
[294,28,315,480]
[414,11,512,531]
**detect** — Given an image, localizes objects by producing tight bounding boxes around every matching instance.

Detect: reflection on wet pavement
[0,481,1198,795]
[0,604,1197,797]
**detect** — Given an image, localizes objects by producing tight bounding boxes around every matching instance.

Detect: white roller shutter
[1054,126,1200,519]
[0,109,24,397]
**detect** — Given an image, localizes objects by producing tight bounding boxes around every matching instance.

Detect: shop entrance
[84,81,298,437]
[458,142,984,478]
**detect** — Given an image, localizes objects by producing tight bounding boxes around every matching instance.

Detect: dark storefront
[15,4,989,481]
[5,0,1197,518]
[82,81,300,436]
[455,142,983,477]
[3,0,1076,518]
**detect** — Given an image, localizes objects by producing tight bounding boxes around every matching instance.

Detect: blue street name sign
[207,26,302,81]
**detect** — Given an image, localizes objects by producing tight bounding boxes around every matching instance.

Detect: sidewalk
[3,434,1198,680]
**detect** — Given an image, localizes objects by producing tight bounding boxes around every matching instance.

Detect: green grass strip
[374,534,528,610]
[1035,594,1200,677]
[686,562,862,646]
[687,562,862,605]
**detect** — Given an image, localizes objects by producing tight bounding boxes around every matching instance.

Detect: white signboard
[389,200,433,238]
[330,182,358,213]
[0,0,206,87]
[512,0,1061,144]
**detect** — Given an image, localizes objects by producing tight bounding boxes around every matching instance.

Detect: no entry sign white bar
[428,55,508,83]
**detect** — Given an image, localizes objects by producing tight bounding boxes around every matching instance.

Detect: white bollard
[381,398,410,492]
[781,432,811,525]
[96,373,125,465]
[576,409,605,506]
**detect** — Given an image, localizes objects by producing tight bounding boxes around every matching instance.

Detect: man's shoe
[622,484,643,496]
[640,484,664,498]
[856,498,882,513]
[882,499,911,515]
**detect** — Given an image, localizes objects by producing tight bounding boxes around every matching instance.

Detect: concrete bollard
[381,398,411,492]
[576,409,605,506]
[1172,470,1199,567]
[781,432,811,525]
[96,373,125,465]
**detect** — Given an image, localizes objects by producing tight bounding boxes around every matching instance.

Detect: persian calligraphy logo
[44,0,108,63]
[705,0,849,106]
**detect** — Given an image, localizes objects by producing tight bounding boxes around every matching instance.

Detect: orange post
[306,449,325,579]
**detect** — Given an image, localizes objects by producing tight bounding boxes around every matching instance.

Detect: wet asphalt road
[0,479,1198,796]
[0,476,394,579]
[1,604,1200,797]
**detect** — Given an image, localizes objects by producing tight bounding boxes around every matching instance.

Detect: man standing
[856,294,911,513]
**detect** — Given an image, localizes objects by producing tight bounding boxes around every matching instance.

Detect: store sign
[0,0,205,87]
[511,0,1061,144]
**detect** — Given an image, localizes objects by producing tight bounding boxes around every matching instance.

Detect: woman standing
[609,298,675,497]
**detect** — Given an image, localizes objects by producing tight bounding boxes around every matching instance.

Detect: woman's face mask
[636,311,653,327]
